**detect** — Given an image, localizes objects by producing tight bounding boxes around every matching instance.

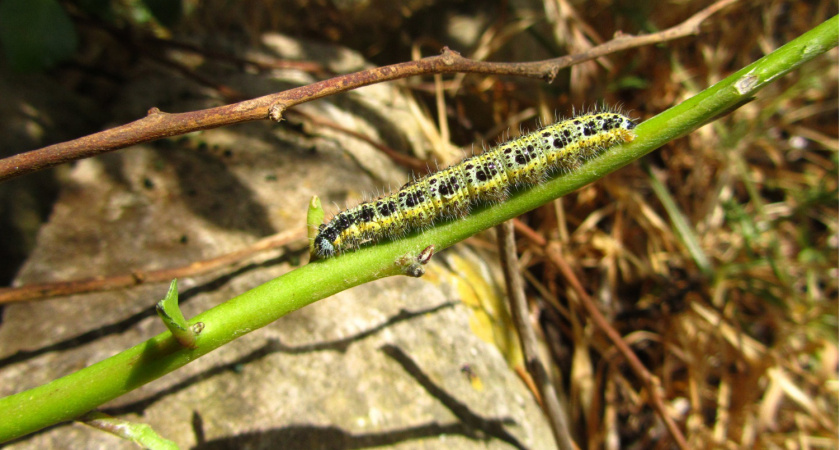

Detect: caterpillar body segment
[313,111,637,259]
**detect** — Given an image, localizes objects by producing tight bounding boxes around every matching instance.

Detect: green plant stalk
[306,195,325,255]
[79,411,179,450]
[642,160,714,277]
[0,15,836,444]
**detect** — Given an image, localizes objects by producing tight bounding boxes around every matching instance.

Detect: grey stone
[0,35,553,450]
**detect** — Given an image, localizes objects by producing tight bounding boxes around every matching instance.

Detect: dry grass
[398,1,837,448]
[495,2,839,448]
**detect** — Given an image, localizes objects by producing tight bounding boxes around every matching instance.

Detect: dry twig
[511,218,689,449]
[543,242,690,450]
[497,221,575,450]
[0,0,736,182]
[0,228,306,304]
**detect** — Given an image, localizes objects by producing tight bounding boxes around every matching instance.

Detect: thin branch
[512,217,548,247]
[510,217,688,447]
[497,221,575,450]
[0,0,736,182]
[0,228,306,304]
[289,110,431,174]
[543,242,689,450]
[72,12,329,77]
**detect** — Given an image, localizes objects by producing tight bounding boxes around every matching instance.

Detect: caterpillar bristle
[314,110,636,258]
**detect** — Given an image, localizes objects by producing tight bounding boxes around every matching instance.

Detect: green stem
[642,160,714,277]
[306,195,325,255]
[0,15,836,444]
[79,411,179,450]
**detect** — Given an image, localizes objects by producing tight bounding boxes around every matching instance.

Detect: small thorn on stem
[417,245,435,265]
[397,245,435,278]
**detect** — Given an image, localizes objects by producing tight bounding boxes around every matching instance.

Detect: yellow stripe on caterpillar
[314,111,636,258]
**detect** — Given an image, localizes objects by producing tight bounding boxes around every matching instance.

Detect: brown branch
[512,217,548,247]
[510,216,689,447]
[496,221,575,450]
[543,242,690,450]
[0,228,307,304]
[73,12,330,77]
[289,110,431,174]
[0,0,736,182]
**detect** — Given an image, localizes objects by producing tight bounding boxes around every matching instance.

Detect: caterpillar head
[313,236,335,258]
[313,224,338,259]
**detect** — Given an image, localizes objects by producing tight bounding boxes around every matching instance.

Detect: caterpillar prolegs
[314,111,636,258]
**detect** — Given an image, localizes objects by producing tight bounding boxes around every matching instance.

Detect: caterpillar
[314,110,636,258]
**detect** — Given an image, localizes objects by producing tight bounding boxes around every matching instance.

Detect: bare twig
[0,0,736,182]
[510,216,689,448]
[497,221,575,450]
[74,13,329,77]
[0,228,306,304]
[544,242,690,450]
[512,217,548,247]
[289,110,431,174]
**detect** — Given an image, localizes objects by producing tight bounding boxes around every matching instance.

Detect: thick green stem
[0,15,836,444]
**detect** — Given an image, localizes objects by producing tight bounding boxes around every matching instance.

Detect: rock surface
[0,35,553,449]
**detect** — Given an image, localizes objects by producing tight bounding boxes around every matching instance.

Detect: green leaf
[156,279,198,349]
[0,0,78,72]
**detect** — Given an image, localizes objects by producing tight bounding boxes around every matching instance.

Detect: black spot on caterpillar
[314,111,636,258]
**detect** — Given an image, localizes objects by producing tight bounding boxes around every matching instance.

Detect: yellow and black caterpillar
[314,111,636,258]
